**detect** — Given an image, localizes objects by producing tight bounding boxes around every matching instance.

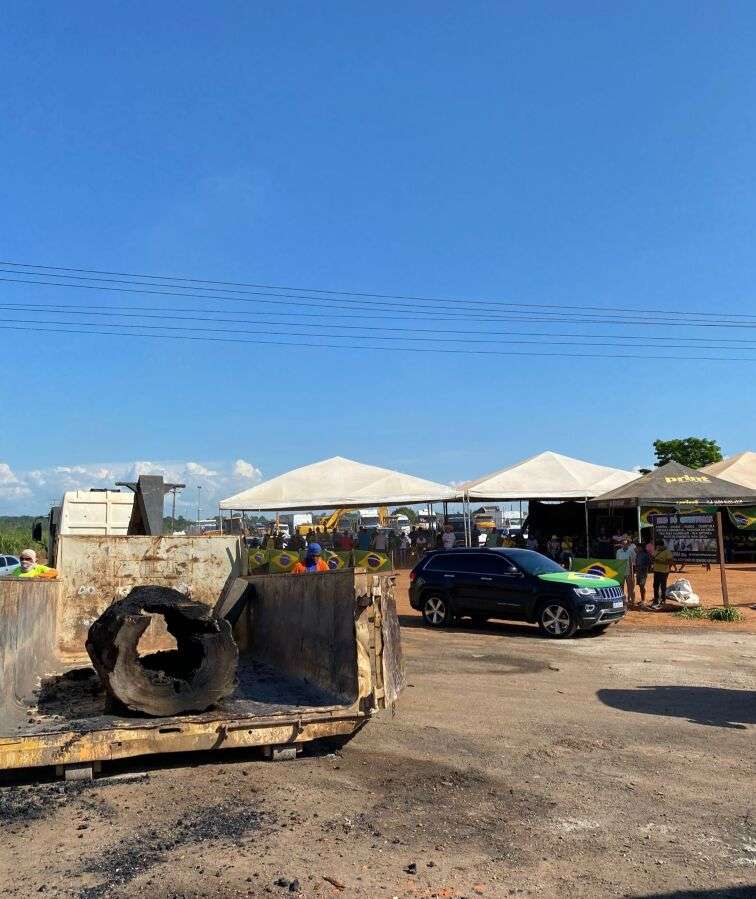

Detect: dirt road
[1,622,755,898]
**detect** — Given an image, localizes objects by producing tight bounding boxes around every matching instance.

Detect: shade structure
[463,451,639,501]
[219,456,457,511]
[701,452,756,491]
[590,460,756,507]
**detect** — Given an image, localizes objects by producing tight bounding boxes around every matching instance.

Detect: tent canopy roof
[462,451,639,500]
[220,456,457,511]
[590,460,756,507]
[701,451,756,491]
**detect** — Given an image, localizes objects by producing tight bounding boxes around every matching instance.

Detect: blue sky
[2,2,755,513]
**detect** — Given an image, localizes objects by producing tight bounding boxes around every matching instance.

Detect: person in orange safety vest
[292,543,329,574]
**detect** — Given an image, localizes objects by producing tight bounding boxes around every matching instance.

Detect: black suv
[409,547,625,638]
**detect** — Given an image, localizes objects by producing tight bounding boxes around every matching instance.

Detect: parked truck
[0,532,404,777]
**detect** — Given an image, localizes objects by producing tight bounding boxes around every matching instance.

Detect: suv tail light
[409,569,417,582]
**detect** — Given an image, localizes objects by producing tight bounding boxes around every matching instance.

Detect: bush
[707,606,742,622]
[674,607,708,620]
[674,606,742,622]
[0,527,44,558]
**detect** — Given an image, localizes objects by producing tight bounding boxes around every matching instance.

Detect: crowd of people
[250,522,678,605]
[531,529,675,609]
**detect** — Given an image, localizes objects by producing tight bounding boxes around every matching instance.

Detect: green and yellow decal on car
[538,570,620,589]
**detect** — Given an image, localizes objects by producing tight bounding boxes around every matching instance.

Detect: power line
[4,308,756,351]
[1,321,753,362]
[3,275,756,329]
[2,258,755,320]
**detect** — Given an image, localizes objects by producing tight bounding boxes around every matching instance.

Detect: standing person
[526,533,539,552]
[634,541,652,607]
[615,535,636,603]
[651,539,674,609]
[546,534,560,560]
[441,524,456,550]
[373,529,388,553]
[357,526,371,550]
[416,528,428,556]
[399,531,411,567]
[559,537,574,570]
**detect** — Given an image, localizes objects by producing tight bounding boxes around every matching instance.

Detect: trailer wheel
[422,595,450,627]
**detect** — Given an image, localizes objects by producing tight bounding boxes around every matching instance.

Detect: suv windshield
[502,549,565,576]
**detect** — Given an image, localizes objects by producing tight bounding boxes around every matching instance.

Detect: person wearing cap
[9,549,57,579]
[292,542,329,574]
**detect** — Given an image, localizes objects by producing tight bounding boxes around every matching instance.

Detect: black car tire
[537,600,577,639]
[422,594,451,628]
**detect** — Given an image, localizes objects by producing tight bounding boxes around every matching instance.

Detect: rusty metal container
[0,535,403,775]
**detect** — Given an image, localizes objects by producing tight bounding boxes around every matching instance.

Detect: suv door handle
[443,574,455,578]
[480,576,493,581]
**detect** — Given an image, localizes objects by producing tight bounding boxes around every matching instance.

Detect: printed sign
[647,510,717,563]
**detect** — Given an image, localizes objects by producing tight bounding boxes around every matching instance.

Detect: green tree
[653,437,723,469]
[392,506,418,524]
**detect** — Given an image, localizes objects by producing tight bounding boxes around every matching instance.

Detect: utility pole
[197,485,202,525]
[171,486,179,533]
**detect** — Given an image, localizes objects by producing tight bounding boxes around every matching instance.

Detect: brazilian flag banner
[322,550,352,570]
[728,507,756,531]
[248,549,269,571]
[268,550,302,574]
[353,550,392,572]
[571,558,627,581]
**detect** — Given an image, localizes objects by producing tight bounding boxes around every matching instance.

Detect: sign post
[716,510,730,608]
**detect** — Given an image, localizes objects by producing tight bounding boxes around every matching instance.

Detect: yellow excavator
[296,508,350,536]
[296,506,390,535]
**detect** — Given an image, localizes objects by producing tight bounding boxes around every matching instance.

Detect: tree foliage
[653,437,723,469]
[392,506,418,524]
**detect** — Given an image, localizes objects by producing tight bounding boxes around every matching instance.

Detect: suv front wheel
[422,594,451,628]
[538,600,577,638]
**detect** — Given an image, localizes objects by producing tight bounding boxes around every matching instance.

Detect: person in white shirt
[441,524,456,550]
[615,535,637,603]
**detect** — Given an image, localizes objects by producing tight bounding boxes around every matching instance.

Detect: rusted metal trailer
[0,535,404,777]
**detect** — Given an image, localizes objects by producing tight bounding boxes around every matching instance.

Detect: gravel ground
[1,620,754,899]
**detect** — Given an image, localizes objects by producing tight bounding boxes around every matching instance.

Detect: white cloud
[234,459,262,479]
[186,462,218,477]
[0,458,264,515]
[0,463,21,485]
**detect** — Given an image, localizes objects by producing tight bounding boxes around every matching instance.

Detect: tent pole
[716,510,730,608]
[637,504,642,543]
[584,498,590,556]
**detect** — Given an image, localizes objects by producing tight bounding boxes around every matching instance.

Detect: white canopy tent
[702,452,756,491]
[463,451,639,500]
[220,455,457,511]
[460,452,639,548]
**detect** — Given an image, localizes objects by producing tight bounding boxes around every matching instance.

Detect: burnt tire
[537,600,577,639]
[422,594,451,628]
[86,585,238,717]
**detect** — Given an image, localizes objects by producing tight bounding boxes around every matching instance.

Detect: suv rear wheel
[422,594,450,628]
[538,600,577,638]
